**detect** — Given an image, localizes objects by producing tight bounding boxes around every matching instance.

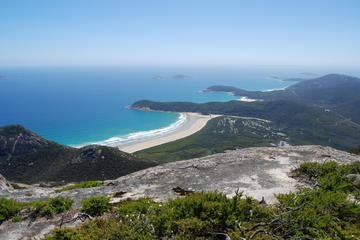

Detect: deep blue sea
[1,65,359,146]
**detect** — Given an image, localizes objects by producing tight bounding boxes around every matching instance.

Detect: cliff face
[0,125,156,183]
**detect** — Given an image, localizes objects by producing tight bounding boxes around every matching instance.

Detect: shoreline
[118,112,220,153]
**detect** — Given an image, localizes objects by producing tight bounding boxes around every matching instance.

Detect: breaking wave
[74,113,187,148]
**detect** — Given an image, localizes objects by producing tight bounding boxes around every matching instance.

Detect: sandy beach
[118,113,219,153]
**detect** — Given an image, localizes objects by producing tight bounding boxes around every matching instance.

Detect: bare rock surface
[1,145,359,239]
[1,145,359,204]
[0,209,86,240]
[0,173,13,190]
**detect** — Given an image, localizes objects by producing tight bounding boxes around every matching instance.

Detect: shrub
[11,215,22,222]
[50,197,74,213]
[42,228,82,240]
[271,161,360,239]
[294,161,340,179]
[345,161,360,174]
[0,197,73,222]
[116,198,154,218]
[81,196,111,216]
[55,181,104,193]
[33,197,73,217]
[169,217,210,239]
[42,218,156,240]
[0,198,24,222]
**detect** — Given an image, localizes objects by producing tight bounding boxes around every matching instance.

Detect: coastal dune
[118,113,218,153]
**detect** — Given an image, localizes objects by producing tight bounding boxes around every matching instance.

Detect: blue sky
[0,0,359,67]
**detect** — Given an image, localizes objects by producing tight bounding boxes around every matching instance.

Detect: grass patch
[55,181,104,193]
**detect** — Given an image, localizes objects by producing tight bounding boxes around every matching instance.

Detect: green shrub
[169,217,210,239]
[274,188,360,239]
[345,161,360,174]
[271,161,360,239]
[49,197,74,213]
[33,197,73,217]
[55,181,104,193]
[0,197,73,222]
[81,196,111,216]
[11,215,22,222]
[116,198,154,218]
[294,161,340,179]
[42,218,156,240]
[42,228,82,240]
[0,198,24,222]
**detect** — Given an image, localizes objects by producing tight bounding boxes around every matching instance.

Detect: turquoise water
[1,65,359,146]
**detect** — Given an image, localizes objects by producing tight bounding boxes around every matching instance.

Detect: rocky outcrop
[0,174,12,190]
[1,145,359,204]
[0,145,359,240]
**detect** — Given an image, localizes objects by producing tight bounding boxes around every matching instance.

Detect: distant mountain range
[0,125,156,183]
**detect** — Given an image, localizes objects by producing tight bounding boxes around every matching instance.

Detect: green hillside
[0,125,156,183]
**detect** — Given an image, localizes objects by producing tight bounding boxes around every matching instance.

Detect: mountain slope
[333,99,360,124]
[287,73,360,91]
[204,74,360,123]
[0,125,156,183]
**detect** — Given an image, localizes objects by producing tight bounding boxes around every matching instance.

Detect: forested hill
[205,74,360,104]
[0,125,156,183]
[203,74,360,123]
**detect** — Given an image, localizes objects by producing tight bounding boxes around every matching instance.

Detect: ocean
[1,65,359,147]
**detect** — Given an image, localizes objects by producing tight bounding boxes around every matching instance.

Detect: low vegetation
[42,161,360,240]
[81,196,111,216]
[0,197,73,223]
[55,181,104,193]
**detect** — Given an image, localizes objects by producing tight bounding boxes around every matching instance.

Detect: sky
[0,0,359,67]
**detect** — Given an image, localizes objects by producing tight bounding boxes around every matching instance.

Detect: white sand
[118,113,219,153]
